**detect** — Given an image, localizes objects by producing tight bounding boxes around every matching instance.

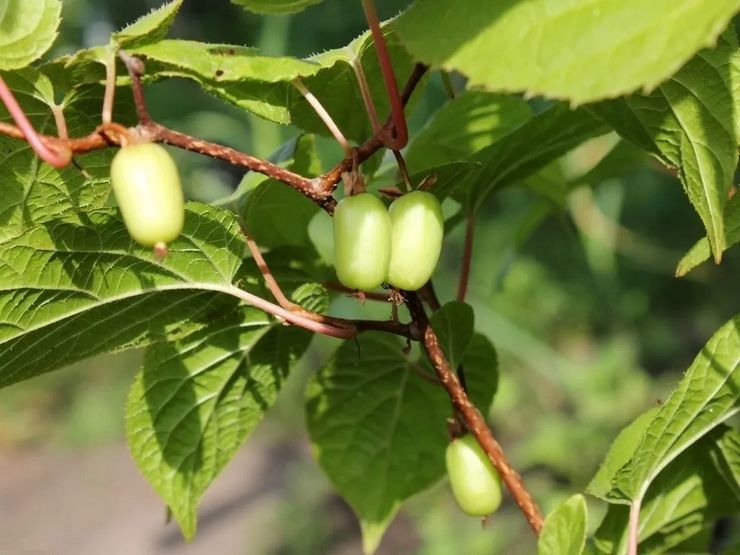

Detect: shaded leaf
[429,301,475,370]
[465,104,608,209]
[404,91,531,173]
[242,135,321,249]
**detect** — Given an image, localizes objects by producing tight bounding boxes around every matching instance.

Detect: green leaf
[429,301,475,370]
[0,0,61,70]
[676,193,740,276]
[231,0,322,15]
[404,92,531,173]
[587,407,660,501]
[396,0,740,104]
[538,494,588,555]
[113,0,183,48]
[465,104,608,209]
[0,69,134,243]
[128,26,415,142]
[590,29,740,259]
[593,427,740,554]
[126,306,311,538]
[609,314,740,503]
[132,39,320,84]
[0,204,248,388]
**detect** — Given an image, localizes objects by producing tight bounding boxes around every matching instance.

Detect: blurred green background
[1,1,739,554]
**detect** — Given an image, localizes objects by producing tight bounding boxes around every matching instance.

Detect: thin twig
[244,233,299,310]
[102,47,117,125]
[119,51,151,124]
[457,216,475,302]
[293,78,351,156]
[324,281,391,302]
[0,77,71,168]
[361,0,408,150]
[406,292,544,534]
[627,499,641,555]
[50,104,68,140]
[393,150,412,192]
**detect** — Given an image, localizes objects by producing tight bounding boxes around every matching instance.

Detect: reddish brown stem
[0,77,71,167]
[406,292,544,534]
[244,233,299,310]
[361,0,408,150]
[457,216,475,302]
[318,63,426,194]
[119,52,151,124]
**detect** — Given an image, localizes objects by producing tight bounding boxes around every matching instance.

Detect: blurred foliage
[1,1,738,554]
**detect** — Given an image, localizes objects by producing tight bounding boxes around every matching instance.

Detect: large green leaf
[126,306,311,538]
[0,204,248,388]
[593,427,740,554]
[538,494,587,555]
[396,0,740,104]
[465,104,608,209]
[590,30,740,260]
[306,328,498,553]
[404,91,531,173]
[607,314,740,503]
[231,0,323,14]
[676,193,740,276]
[0,0,61,70]
[306,334,450,554]
[0,69,134,243]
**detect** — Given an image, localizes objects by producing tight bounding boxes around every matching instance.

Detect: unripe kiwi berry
[386,190,443,291]
[110,143,185,248]
[446,434,503,516]
[332,193,392,290]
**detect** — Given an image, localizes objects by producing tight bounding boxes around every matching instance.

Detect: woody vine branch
[0,49,544,536]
